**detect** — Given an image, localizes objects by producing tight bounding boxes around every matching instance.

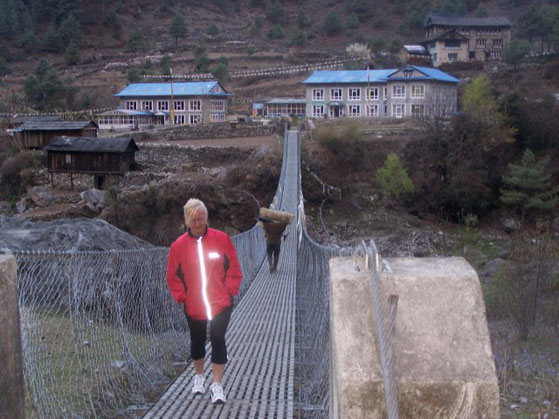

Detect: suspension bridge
[10,128,344,418]
[6,128,500,418]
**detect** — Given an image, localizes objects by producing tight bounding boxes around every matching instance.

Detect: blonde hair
[183,198,208,227]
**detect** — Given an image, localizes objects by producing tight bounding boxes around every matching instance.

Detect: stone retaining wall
[104,120,283,141]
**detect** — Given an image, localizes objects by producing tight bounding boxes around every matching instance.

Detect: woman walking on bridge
[166,198,243,405]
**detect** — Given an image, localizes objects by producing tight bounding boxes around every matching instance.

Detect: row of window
[311,103,426,118]
[454,28,504,36]
[475,38,503,48]
[311,85,425,101]
[125,99,226,112]
[98,113,226,126]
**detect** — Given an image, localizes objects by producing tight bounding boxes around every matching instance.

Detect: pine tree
[500,148,559,225]
[59,14,82,46]
[377,153,414,200]
[64,41,79,65]
[169,15,187,48]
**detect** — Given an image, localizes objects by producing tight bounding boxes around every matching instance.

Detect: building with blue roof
[97,81,232,130]
[302,66,459,119]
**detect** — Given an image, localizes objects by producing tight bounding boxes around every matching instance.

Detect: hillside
[0,0,543,115]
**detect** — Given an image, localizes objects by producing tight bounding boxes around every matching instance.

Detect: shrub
[267,25,284,40]
[324,11,342,35]
[377,153,414,200]
[0,149,42,201]
[314,120,366,171]
[491,234,559,340]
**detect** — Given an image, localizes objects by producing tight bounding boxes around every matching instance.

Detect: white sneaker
[191,374,205,395]
[210,382,226,404]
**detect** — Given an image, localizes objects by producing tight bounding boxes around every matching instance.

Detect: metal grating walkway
[144,130,301,418]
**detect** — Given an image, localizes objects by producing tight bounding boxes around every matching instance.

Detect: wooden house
[13,120,98,149]
[423,14,512,66]
[44,136,139,189]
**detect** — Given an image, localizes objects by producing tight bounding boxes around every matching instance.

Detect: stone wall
[106,120,283,141]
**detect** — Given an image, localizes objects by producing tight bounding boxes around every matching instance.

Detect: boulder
[477,258,507,283]
[500,217,521,233]
[28,186,54,207]
[80,188,106,212]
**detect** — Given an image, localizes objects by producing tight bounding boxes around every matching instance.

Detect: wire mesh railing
[11,219,265,418]
[9,126,379,418]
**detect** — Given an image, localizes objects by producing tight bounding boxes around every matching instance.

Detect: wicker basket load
[259,207,295,224]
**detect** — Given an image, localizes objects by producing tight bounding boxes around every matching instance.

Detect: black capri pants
[186,305,233,364]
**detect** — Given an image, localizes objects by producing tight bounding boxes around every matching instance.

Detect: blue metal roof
[408,66,460,83]
[302,70,394,84]
[115,82,232,97]
[302,66,459,84]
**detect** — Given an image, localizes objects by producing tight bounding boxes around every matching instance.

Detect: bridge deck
[145,130,301,418]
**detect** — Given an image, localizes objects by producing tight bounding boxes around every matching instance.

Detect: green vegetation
[169,15,188,48]
[0,143,42,203]
[323,11,342,36]
[377,153,414,200]
[500,149,559,225]
[22,59,75,111]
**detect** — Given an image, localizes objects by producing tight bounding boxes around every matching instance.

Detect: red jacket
[166,227,242,320]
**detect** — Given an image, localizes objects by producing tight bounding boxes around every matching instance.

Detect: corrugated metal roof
[302,69,395,84]
[97,108,154,116]
[10,115,63,124]
[424,13,511,28]
[410,66,460,83]
[114,82,232,97]
[302,66,459,84]
[14,120,97,131]
[403,45,428,54]
[266,98,307,104]
[45,136,139,153]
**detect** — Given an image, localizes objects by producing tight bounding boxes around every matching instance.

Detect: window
[469,51,476,60]
[348,105,361,117]
[444,40,461,49]
[312,89,324,101]
[366,104,379,117]
[493,39,503,48]
[189,114,201,124]
[312,105,324,117]
[392,85,405,98]
[448,53,458,62]
[174,115,186,124]
[348,88,361,101]
[476,39,486,49]
[65,154,71,164]
[126,100,137,110]
[403,69,413,78]
[174,100,185,111]
[490,51,501,60]
[210,100,225,111]
[330,88,342,100]
[142,100,153,111]
[210,114,225,122]
[189,100,201,111]
[411,85,424,98]
[411,104,424,116]
[367,87,379,100]
[157,101,169,111]
[392,104,405,118]
[383,87,388,98]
